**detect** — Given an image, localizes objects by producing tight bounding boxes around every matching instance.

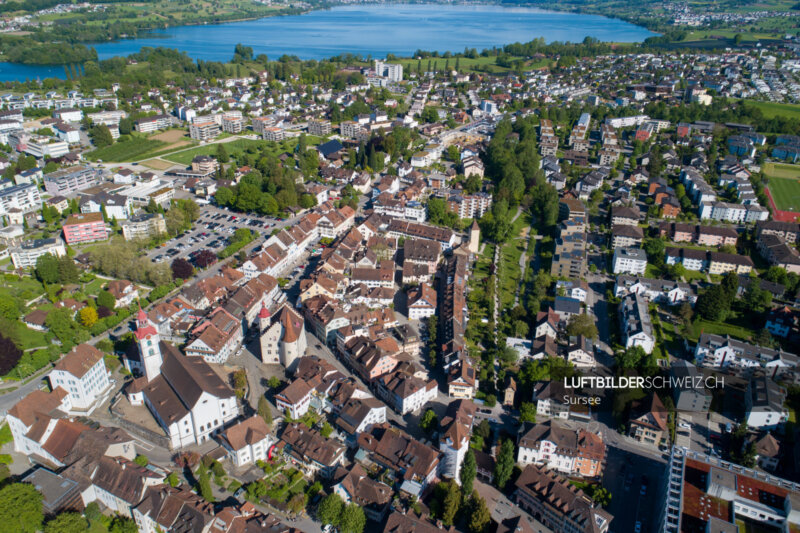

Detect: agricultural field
[85,137,166,162]
[745,101,800,121]
[395,55,550,74]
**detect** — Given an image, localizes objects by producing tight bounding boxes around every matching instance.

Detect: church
[125,308,239,449]
[258,302,307,373]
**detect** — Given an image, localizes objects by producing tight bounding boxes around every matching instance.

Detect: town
[0,32,800,533]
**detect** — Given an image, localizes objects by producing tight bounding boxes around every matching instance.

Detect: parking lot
[147,205,282,264]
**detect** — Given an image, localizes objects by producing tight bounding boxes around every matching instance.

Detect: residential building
[746,376,789,430]
[43,166,99,196]
[120,213,167,240]
[357,423,441,497]
[48,344,111,414]
[619,293,654,354]
[612,247,647,275]
[332,464,393,522]
[611,224,644,248]
[514,465,612,533]
[275,378,313,419]
[220,415,274,467]
[62,212,109,244]
[517,420,605,478]
[694,332,797,373]
[628,393,668,446]
[189,121,220,141]
[278,423,345,478]
[614,275,696,306]
[0,183,41,217]
[670,360,711,413]
[10,237,66,269]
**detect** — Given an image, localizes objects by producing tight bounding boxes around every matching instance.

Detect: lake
[0,4,656,81]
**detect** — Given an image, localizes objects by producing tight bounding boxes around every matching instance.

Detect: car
[678,422,691,430]
[634,522,642,533]
[640,484,647,496]
[725,423,732,433]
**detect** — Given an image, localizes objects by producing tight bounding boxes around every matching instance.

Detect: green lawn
[763,162,800,180]
[767,177,800,212]
[0,275,45,303]
[162,138,294,166]
[85,137,167,162]
[688,318,757,343]
[745,100,800,121]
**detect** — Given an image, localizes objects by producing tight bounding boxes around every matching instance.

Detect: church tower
[134,307,162,382]
[468,219,480,254]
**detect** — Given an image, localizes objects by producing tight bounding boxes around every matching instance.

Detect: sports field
[767,177,800,212]
[763,162,800,179]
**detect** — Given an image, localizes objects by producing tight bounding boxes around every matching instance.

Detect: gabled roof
[53,343,104,379]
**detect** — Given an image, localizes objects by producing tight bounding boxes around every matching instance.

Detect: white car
[678,422,691,430]
[634,522,642,533]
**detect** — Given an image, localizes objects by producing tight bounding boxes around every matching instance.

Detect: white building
[259,304,307,372]
[10,238,66,269]
[124,309,239,448]
[48,344,112,414]
[619,293,655,354]
[612,247,648,275]
[275,378,313,419]
[0,182,42,217]
[220,415,275,467]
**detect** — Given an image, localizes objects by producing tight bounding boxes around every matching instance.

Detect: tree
[460,449,477,497]
[194,249,217,268]
[44,512,87,533]
[743,278,771,313]
[467,492,491,533]
[494,439,515,490]
[320,421,333,438]
[0,482,44,533]
[696,284,730,322]
[299,193,317,209]
[317,493,344,526]
[57,256,79,284]
[590,486,612,507]
[258,396,273,426]
[134,454,149,467]
[0,332,23,375]
[165,207,185,236]
[79,307,98,328]
[643,237,666,268]
[89,125,114,148]
[566,313,598,339]
[165,472,180,487]
[97,290,116,310]
[196,467,214,502]
[0,299,19,321]
[171,258,194,280]
[519,402,536,423]
[420,408,439,436]
[109,516,137,533]
[339,503,366,533]
[35,253,60,284]
[216,143,229,163]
